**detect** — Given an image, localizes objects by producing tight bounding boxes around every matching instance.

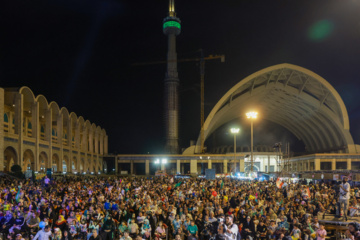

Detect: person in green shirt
[187,220,198,239]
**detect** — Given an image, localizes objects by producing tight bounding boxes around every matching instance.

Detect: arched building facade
[195,63,356,154]
[0,87,108,173]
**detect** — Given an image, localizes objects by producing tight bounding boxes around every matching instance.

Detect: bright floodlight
[230,128,240,134]
[155,159,160,164]
[246,111,258,119]
[162,158,168,164]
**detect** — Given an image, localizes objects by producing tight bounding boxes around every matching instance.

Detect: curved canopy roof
[196,63,355,153]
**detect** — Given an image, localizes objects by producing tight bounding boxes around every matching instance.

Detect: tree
[11,164,22,173]
[10,164,25,179]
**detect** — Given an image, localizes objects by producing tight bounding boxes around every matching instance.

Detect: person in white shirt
[224,215,238,240]
[32,225,52,240]
[349,199,360,217]
[338,176,351,221]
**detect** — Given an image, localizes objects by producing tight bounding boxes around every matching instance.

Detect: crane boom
[133,53,225,154]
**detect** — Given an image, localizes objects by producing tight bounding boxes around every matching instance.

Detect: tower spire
[163,1,181,154]
[169,0,175,17]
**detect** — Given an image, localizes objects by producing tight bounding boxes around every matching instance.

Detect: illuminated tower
[163,0,181,154]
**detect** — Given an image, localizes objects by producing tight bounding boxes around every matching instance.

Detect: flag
[174,182,182,188]
[306,187,311,199]
[15,186,21,203]
[220,180,224,189]
[276,178,284,189]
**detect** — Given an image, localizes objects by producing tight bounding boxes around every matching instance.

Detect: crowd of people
[0,173,360,240]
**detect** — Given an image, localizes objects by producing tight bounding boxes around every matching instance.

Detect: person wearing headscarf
[141,219,151,239]
[54,215,67,232]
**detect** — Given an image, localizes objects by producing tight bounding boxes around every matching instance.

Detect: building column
[32,102,39,171]
[267,155,270,173]
[104,136,108,154]
[0,89,4,171]
[130,160,134,174]
[176,160,180,173]
[314,159,320,171]
[100,134,104,155]
[208,159,212,169]
[190,159,197,175]
[46,109,52,170]
[161,163,165,171]
[115,157,118,174]
[332,159,336,170]
[223,159,228,173]
[240,159,245,172]
[15,93,24,170]
[347,158,351,170]
[307,160,311,171]
[145,160,150,175]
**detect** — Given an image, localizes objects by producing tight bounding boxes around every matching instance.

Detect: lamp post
[162,158,168,172]
[155,159,160,171]
[246,111,258,175]
[230,128,240,174]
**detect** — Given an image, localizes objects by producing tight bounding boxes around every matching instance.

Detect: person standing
[224,215,238,240]
[316,224,327,240]
[338,177,351,221]
[89,229,102,240]
[32,225,52,240]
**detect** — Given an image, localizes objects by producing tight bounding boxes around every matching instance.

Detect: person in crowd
[0,173,351,240]
[89,229,102,240]
[337,176,351,221]
[120,231,132,240]
[187,220,198,239]
[155,221,166,240]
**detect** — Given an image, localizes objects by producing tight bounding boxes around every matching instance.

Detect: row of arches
[4,146,103,173]
[4,87,108,155]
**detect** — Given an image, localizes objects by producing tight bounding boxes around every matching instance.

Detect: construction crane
[133,51,225,153]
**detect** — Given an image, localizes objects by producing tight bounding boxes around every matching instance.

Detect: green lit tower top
[163,0,181,35]
[163,0,181,154]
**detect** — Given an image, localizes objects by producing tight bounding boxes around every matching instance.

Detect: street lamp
[230,128,240,174]
[155,159,160,171]
[246,111,258,175]
[162,158,168,172]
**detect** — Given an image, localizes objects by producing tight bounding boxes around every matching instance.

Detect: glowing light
[155,159,160,164]
[308,20,333,41]
[230,128,240,134]
[163,21,181,30]
[162,158,167,164]
[246,112,258,119]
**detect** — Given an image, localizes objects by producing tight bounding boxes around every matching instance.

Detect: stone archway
[52,154,60,172]
[23,149,35,171]
[72,157,77,173]
[39,152,48,172]
[80,158,84,173]
[63,155,69,172]
[4,146,17,172]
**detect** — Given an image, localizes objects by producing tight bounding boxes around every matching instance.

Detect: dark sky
[1,0,360,154]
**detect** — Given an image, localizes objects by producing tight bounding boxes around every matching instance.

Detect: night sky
[1,0,360,154]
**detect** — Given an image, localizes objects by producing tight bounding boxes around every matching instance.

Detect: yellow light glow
[230,128,240,134]
[246,111,258,119]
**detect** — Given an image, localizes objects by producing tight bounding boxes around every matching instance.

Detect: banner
[276,178,284,188]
